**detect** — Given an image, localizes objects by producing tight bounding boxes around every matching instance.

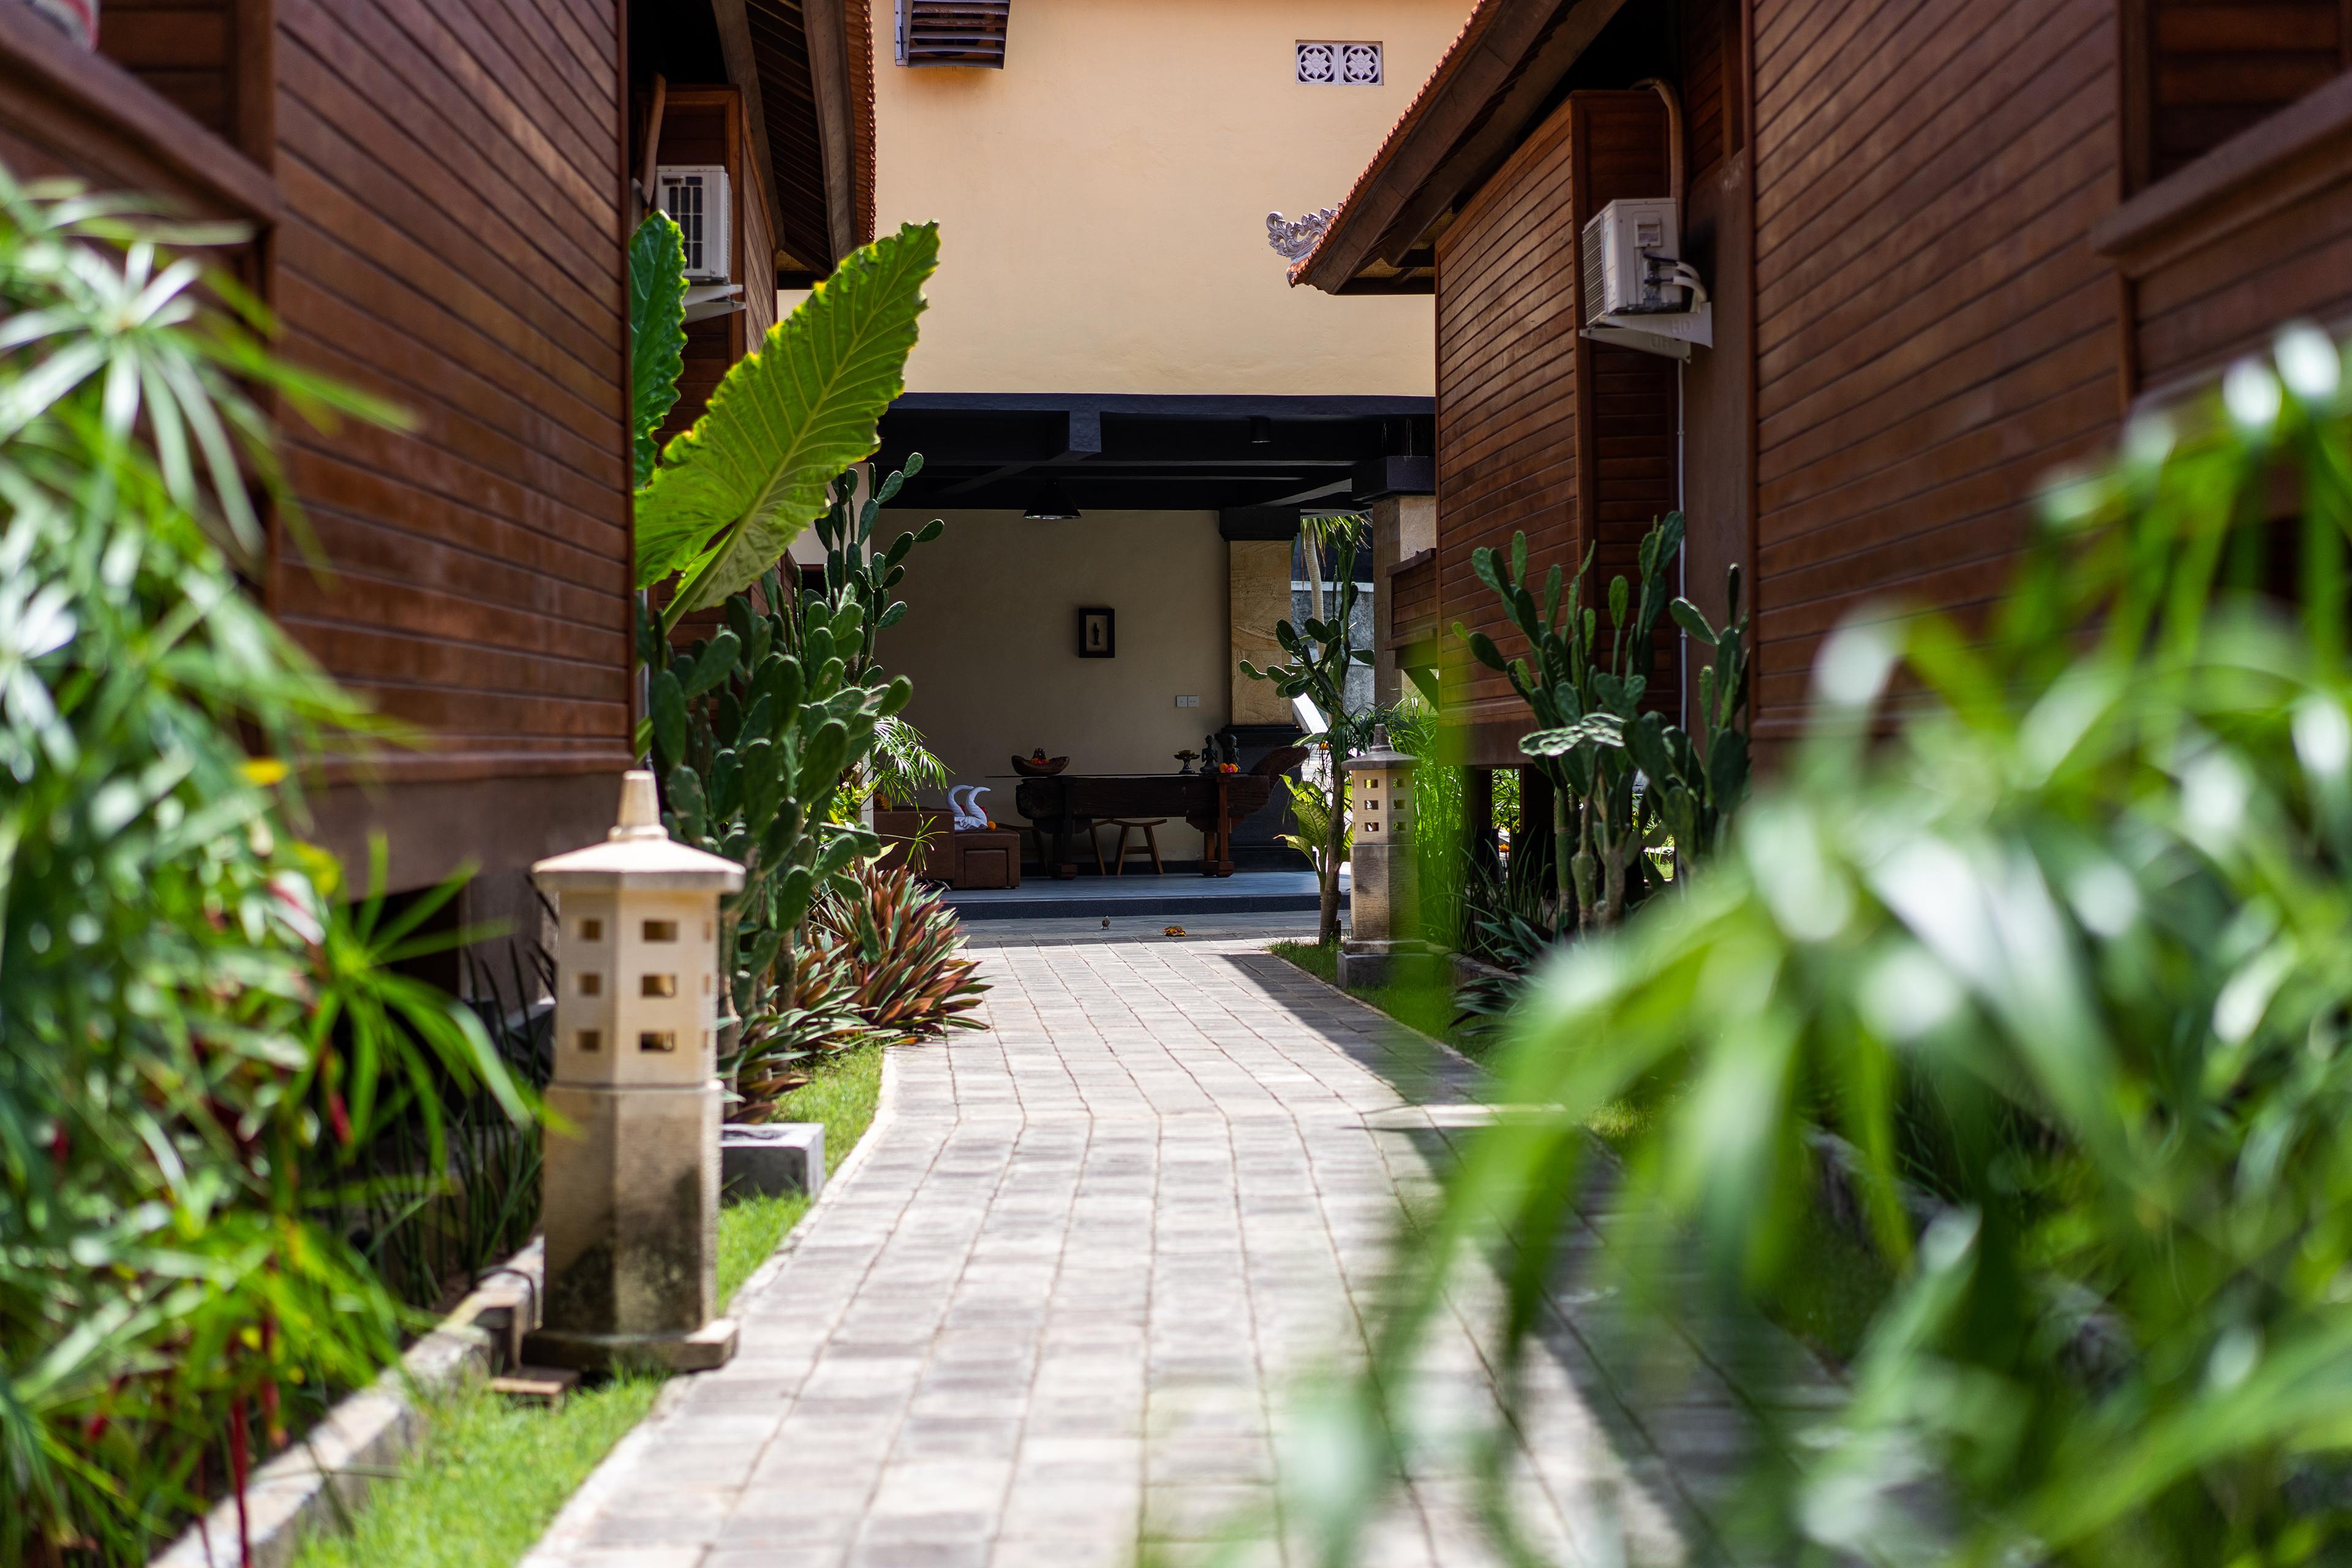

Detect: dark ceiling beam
[889,391,1432,418]
[932,461,1042,499]
[1257,477,1359,508]
[802,0,860,260]
[1099,423,1391,464]
[882,416,1422,467]
[923,410,1102,498]
[709,0,783,258]
[1367,0,1631,269]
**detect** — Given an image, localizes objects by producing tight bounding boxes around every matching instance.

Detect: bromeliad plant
[0,171,524,1562]
[803,857,987,1042]
[1303,328,2352,1567]
[1241,527,1373,945]
[1460,513,1749,931]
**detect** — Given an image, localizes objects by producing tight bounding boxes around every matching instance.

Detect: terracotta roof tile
[1287,0,1501,287]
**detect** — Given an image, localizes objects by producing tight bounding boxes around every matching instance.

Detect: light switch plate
[1175,695,1199,708]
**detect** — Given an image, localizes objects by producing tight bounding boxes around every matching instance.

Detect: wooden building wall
[2146,0,2345,180]
[1676,0,1751,649]
[650,85,778,444]
[1,0,641,900]
[0,3,273,222]
[2114,96,2352,389]
[267,0,633,818]
[1433,91,1677,763]
[98,0,250,145]
[2108,8,2352,394]
[1746,0,2125,740]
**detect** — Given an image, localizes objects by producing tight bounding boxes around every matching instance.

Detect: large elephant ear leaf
[628,211,688,490]
[639,221,940,619]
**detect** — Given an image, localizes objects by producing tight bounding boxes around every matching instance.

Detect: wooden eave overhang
[723,0,876,279]
[1291,0,1631,296]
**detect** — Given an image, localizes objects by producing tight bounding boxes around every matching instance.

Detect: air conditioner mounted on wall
[655,166,732,282]
[1579,198,1712,360]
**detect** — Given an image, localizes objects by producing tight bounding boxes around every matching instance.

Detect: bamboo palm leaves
[0,170,522,1562]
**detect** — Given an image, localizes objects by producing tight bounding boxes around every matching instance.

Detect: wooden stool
[1101,818,1166,876]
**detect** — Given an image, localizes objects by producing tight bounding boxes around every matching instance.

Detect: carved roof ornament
[1266,208,1338,262]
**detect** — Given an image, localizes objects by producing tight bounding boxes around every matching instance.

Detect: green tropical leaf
[628,212,688,489]
[1670,597,1717,642]
[1520,715,1623,756]
[638,222,940,620]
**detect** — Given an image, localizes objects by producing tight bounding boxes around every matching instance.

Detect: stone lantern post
[1338,726,1425,989]
[527,771,743,1372]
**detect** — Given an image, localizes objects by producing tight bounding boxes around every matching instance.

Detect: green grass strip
[1266,940,1892,1363]
[715,1043,882,1301]
[293,1041,888,1568]
[1268,938,1487,1057]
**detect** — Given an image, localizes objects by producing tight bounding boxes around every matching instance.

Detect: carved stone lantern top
[533,772,744,894]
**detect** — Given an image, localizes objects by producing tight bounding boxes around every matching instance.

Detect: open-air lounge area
[14,0,2352,1564]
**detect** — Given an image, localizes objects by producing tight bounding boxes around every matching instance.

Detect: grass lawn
[293,1041,888,1568]
[1267,938,1894,1366]
[1268,938,1488,1058]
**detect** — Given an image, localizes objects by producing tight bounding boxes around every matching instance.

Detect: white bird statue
[949,785,991,832]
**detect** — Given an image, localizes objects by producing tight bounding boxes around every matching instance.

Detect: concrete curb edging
[153,1238,547,1568]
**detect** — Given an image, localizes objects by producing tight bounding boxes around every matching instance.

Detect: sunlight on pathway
[521,935,1828,1567]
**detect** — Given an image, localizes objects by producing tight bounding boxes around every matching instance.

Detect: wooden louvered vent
[896,0,1010,67]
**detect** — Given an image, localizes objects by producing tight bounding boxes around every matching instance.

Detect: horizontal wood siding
[744,0,834,271]
[1389,550,1438,646]
[654,88,769,437]
[1434,91,1677,758]
[1436,95,1583,739]
[1683,0,1732,181]
[2128,148,2352,386]
[2151,0,2345,178]
[270,0,631,780]
[1749,0,2124,735]
[99,0,237,138]
[0,0,273,224]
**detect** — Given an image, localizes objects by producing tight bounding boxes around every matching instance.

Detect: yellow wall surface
[872,0,1462,395]
[1229,539,1292,725]
[883,508,1232,858]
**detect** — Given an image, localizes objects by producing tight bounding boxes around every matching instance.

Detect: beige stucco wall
[1230,540,1292,725]
[883,509,1231,858]
[872,1,1461,395]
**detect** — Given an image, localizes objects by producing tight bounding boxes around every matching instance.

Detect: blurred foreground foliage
[0,172,524,1561]
[1305,328,2352,1566]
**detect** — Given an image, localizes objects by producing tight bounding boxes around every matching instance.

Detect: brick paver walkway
[522,935,1830,1568]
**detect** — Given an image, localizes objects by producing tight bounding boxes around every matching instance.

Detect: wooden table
[1005,772,1276,879]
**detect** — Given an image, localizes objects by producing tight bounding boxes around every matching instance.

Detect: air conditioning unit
[1579,197,1711,359]
[655,166,731,282]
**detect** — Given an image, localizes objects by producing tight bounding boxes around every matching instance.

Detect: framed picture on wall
[1077,607,1115,658]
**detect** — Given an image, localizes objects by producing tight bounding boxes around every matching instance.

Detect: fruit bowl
[1012,754,1069,777]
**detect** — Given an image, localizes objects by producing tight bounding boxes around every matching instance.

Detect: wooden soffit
[1294,0,1630,295]
[729,0,875,275]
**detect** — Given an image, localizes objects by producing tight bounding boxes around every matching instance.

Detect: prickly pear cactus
[640,569,907,1027]
[635,454,952,1052]
[1458,513,1749,931]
